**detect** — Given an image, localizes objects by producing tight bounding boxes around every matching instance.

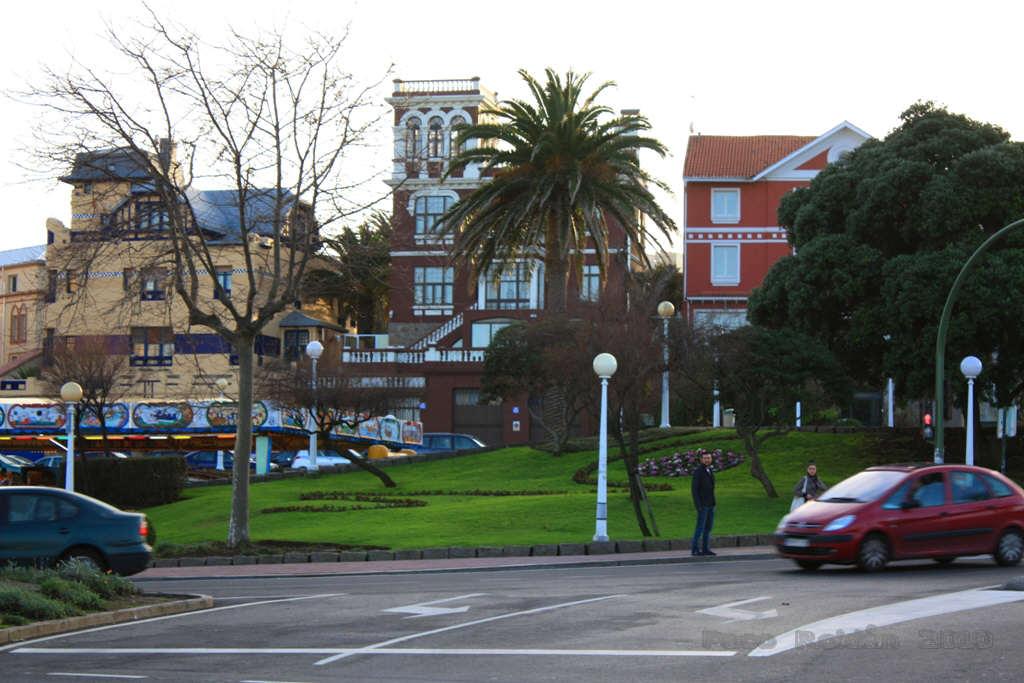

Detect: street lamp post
[306,340,324,471]
[960,355,982,466]
[657,301,674,429]
[60,381,83,492]
[215,377,228,471]
[592,353,617,542]
[712,381,721,428]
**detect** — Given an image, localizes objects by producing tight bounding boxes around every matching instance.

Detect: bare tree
[23,11,389,545]
[258,351,423,488]
[41,336,129,484]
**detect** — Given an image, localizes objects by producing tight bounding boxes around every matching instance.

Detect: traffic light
[922,413,934,441]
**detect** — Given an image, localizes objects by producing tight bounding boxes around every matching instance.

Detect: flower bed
[637,448,744,477]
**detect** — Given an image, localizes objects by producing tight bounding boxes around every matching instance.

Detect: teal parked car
[0,486,151,576]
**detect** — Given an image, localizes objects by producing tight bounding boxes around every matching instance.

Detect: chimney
[158,138,176,171]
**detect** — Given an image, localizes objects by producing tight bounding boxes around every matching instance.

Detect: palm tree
[442,68,677,313]
[304,211,392,331]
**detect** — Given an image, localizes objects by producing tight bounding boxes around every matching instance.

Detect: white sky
[1,0,1021,253]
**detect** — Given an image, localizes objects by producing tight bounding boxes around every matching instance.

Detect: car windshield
[818,470,907,503]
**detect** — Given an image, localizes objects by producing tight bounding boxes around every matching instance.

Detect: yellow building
[0,243,48,396]
[35,144,349,401]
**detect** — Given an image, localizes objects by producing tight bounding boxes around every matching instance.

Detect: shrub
[76,456,186,507]
[39,576,106,611]
[0,586,80,620]
[637,448,744,477]
[0,563,55,584]
[57,559,137,598]
[1,613,30,626]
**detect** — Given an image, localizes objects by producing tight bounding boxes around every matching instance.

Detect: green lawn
[143,430,909,552]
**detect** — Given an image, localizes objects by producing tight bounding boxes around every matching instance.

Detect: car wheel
[856,534,889,572]
[994,529,1024,566]
[59,547,107,572]
[934,557,956,565]
[795,560,822,571]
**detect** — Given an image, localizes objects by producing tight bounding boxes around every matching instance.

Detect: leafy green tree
[713,326,849,497]
[442,68,677,313]
[481,317,594,456]
[750,102,1024,404]
[304,212,392,332]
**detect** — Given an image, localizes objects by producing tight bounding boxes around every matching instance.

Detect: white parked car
[289,449,352,471]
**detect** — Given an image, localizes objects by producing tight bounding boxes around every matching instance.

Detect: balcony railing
[341,348,485,364]
[393,78,482,95]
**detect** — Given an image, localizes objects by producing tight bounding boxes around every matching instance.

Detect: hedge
[73,457,186,508]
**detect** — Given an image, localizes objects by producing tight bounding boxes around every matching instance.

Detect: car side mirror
[901,500,920,511]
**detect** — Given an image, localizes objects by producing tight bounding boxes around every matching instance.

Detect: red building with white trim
[682,122,870,327]
[341,78,640,446]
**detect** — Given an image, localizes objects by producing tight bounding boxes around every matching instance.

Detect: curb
[150,534,778,568]
[0,593,213,646]
[135,549,778,582]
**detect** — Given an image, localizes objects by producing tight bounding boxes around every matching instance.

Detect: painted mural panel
[132,402,194,429]
[79,403,130,429]
[8,404,64,428]
[206,401,269,428]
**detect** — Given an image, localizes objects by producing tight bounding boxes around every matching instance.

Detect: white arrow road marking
[315,594,625,666]
[698,596,778,622]
[749,587,1024,657]
[0,593,346,654]
[383,593,486,618]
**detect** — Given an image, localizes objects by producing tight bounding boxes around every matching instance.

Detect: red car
[775,464,1024,571]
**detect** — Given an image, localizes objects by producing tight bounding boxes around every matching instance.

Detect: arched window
[9,305,27,344]
[427,116,444,158]
[449,115,467,157]
[404,118,421,160]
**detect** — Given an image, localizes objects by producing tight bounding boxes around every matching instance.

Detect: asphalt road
[3,556,1024,682]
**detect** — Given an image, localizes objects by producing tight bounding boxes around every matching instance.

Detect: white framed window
[485,263,533,310]
[693,309,748,331]
[711,243,740,285]
[414,266,453,306]
[449,115,467,157]
[711,188,740,224]
[471,318,517,348]
[404,118,421,160]
[427,116,445,158]
[579,264,600,302]
[414,195,454,236]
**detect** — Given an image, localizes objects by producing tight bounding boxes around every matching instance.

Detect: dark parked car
[0,486,151,576]
[411,433,487,454]
[184,450,278,473]
[775,464,1024,571]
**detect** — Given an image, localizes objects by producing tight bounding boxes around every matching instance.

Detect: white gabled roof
[751,121,872,181]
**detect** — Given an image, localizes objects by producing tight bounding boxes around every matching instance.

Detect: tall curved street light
[933,216,1024,462]
[60,381,83,492]
[657,301,674,429]
[960,355,982,466]
[306,340,324,471]
[592,353,617,542]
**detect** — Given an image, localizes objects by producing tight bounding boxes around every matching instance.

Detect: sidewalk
[134,545,778,580]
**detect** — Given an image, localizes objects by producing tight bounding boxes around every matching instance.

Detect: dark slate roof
[59,148,154,183]
[187,189,296,241]
[278,310,346,332]
[0,244,47,267]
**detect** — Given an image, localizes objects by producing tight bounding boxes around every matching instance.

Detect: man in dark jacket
[691,451,716,556]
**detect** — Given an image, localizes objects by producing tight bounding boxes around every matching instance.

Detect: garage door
[452,388,503,446]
